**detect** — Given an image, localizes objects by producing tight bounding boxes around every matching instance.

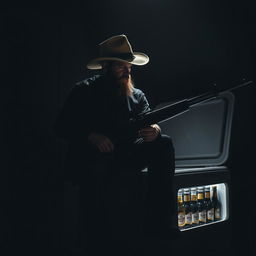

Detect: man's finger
[106,143,113,152]
[140,127,155,132]
[143,137,153,142]
[98,144,105,152]
[100,142,109,152]
[143,135,156,142]
[105,138,114,152]
[140,130,155,135]
[140,131,155,137]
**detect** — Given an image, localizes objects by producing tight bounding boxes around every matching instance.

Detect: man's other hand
[138,124,161,142]
[88,132,114,152]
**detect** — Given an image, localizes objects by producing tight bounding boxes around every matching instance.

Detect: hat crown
[86,34,149,69]
[99,34,133,57]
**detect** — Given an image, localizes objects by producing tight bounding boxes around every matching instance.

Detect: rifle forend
[130,80,253,130]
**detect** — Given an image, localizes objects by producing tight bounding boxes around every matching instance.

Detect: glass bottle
[197,187,206,224]
[190,187,199,226]
[177,189,186,229]
[184,188,192,228]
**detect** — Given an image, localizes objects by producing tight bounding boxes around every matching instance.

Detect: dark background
[1,0,255,255]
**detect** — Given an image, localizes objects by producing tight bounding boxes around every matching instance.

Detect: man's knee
[146,134,175,171]
[154,134,175,155]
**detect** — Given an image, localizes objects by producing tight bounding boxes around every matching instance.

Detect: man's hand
[138,124,161,142]
[88,132,114,152]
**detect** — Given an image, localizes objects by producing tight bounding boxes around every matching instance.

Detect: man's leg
[131,134,178,236]
[75,144,118,252]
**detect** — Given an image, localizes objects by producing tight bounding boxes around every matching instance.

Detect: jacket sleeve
[54,85,93,142]
[137,91,161,134]
[137,91,151,115]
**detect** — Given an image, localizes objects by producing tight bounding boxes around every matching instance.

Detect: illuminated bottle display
[183,189,192,227]
[177,189,185,228]
[212,186,221,221]
[197,187,207,224]
[205,186,214,222]
[190,188,199,226]
[177,184,226,230]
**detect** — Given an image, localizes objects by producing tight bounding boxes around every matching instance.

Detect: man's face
[110,61,132,83]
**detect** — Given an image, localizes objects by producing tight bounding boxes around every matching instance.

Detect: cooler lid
[158,91,235,167]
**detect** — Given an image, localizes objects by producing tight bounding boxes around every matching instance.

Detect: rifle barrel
[187,91,218,107]
[221,80,253,94]
[130,80,253,131]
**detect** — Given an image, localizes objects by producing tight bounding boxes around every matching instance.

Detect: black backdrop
[1,1,256,255]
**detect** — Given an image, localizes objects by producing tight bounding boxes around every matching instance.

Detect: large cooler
[157,91,234,255]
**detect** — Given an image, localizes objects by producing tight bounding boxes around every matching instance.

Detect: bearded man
[54,35,179,246]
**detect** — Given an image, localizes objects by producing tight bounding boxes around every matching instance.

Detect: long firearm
[129,80,253,131]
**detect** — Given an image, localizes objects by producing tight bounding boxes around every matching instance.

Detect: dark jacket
[54,74,151,144]
[54,74,151,181]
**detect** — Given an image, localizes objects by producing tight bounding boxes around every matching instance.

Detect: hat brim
[86,52,149,70]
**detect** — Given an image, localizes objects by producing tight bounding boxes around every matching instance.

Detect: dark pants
[68,134,176,247]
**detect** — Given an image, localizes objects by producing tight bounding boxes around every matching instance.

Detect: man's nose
[123,66,131,74]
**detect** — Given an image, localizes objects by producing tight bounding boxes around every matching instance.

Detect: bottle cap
[197,187,204,192]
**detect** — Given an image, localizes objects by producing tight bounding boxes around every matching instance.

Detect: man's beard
[116,75,134,97]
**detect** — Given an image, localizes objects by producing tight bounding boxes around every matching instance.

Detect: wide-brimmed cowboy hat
[86,34,149,70]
